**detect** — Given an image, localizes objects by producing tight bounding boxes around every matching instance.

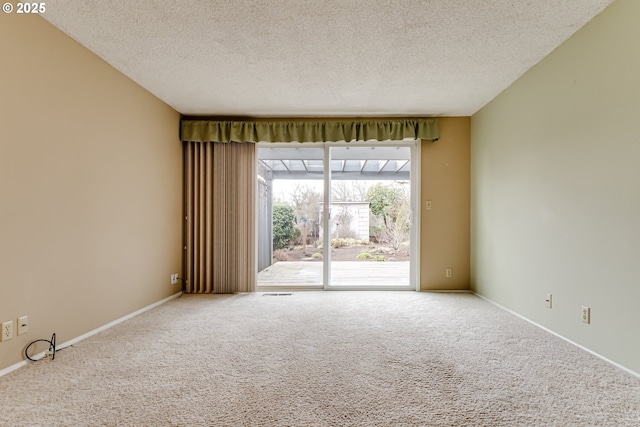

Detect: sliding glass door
[257,141,418,290]
[327,145,413,289]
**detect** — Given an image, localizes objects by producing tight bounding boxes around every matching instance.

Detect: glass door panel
[256,146,324,289]
[328,146,412,288]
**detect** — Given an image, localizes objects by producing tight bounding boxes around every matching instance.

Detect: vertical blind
[183,141,256,293]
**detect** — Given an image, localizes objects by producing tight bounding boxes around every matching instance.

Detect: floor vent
[262,293,293,296]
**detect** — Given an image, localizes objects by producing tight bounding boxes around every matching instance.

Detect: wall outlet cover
[1,320,13,341]
[582,306,591,324]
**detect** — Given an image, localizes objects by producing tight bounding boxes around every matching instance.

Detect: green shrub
[291,226,301,243]
[273,203,297,250]
[331,237,359,248]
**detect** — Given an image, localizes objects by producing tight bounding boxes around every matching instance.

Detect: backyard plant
[331,237,359,248]
[366,183,410,250]
[366,183,406,227]
[272,203,298,250]
[273,250,289,261]
[376,203,410,250]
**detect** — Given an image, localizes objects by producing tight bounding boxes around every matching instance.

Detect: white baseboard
[473,292,640,380]
[0,291,183,378]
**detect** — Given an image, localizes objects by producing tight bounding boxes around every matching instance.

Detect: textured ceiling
[41,0,615,117]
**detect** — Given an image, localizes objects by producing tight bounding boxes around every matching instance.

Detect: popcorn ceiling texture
[1,292,639,426]
[41,1,614,116]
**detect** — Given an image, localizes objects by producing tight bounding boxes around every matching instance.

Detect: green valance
[180,118,439,143]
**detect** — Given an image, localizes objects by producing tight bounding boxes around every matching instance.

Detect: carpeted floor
[1,292,639,426]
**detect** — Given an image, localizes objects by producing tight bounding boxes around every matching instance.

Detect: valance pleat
[181,118,439,143]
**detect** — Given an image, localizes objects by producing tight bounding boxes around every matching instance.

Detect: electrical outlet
[545,293,552,308]
[445,268,453,278]
[581,306,590,324]
[171,273,179,285]
[1,321,13,342]
[17,316,28,335]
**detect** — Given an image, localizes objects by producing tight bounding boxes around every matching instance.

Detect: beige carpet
[1,292,639,426]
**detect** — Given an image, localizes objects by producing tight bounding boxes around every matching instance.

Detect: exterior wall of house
[319,202,370,242]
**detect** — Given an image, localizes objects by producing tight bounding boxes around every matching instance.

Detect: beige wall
[420,117,470,290]
[471,0,640,374]
[0,11,182,370]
